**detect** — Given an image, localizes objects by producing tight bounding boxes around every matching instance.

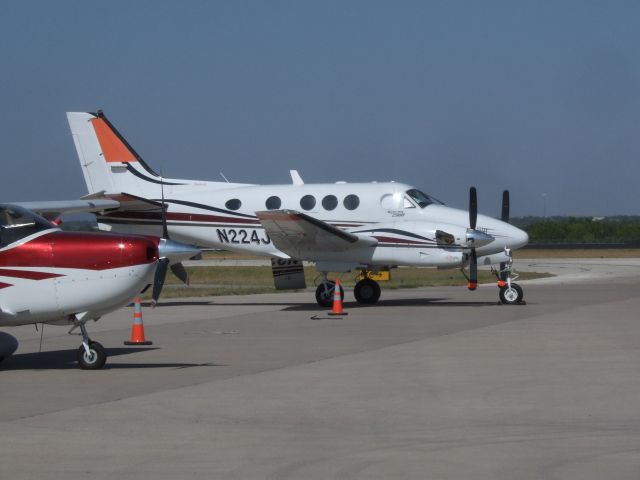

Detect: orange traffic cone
[124,297,153,345]
[327,279,348,316]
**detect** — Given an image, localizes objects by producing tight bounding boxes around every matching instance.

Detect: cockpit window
[0,205,54,248]
[405,189,444,208]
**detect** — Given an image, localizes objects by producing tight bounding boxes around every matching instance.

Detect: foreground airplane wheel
[315,282,344,307]
[354,279,381,305]
[77,341,107,370]
[499,283,524,305]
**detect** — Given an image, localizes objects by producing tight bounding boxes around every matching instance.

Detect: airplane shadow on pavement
[150,300,299,307]
[282,298,501,312]
[0,347,222,370]
[148,298,502,312]
[135,301,214,308]
[366,298,502,308]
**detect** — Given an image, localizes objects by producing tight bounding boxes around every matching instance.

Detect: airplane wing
[256,210,377,258]
[11,192,163,220]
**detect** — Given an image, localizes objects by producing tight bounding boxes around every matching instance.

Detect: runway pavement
[1,259,640,479]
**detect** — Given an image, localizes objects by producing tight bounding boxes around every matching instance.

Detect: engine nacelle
[0,332,18,362]
[479,251,512,266]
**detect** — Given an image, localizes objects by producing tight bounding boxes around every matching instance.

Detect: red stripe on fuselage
[102,211,261,224]
[0,232,158,271]
[0,269,64,280]
[0,282,13,289]
[373,236,430,245]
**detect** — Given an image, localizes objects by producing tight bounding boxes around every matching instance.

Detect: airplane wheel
[499,283,524,305]
[315,282,344,307]
[77,341,107,370]
[354,279,381,305]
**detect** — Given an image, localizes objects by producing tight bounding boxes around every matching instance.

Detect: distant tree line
[513,217,640,245]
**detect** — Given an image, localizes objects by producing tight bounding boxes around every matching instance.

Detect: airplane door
[271,258,306,290]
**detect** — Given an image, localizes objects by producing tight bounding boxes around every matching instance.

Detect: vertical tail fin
[67,110,163,195]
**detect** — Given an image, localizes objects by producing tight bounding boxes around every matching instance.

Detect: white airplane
[0,203,199,369]
[66,110,529,307]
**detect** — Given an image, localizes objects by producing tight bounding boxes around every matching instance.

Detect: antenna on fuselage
[220,172,230,183]
[290,170,304,185]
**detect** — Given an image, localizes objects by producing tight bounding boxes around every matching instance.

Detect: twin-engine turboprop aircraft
[66,110,529,306]
[0,204,199,369]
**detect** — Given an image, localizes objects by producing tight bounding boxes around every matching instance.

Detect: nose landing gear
[70,314,107,369]
[499,282,524,304]
[492,249,525,305]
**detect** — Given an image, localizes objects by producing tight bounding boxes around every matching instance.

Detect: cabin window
[380,193,403,210]
[225,199,242,211]
[343,194,360,210]
[300,195,316,211]
[404,189,444,208]
[265,196,281,210]
[322,195,338,211]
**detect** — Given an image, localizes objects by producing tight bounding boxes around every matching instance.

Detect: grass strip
[150,266,551,299]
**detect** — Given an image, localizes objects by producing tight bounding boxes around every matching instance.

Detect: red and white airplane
[65,110,529,307]
[0,204,199,369]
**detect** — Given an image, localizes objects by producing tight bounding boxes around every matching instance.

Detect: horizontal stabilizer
[96,192,164,212]
[13,191,165,221]
[13,199,120,219]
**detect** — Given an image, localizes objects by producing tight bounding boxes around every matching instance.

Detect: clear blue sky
[1,1,639,216]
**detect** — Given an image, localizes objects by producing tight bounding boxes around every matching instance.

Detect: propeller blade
[151,257,169,307]
[468,249,478,290]
[160,176,169,239]
[469,187,477,230]
[499,190,511,280]
[170,262,190,285]
[501,190,510,223]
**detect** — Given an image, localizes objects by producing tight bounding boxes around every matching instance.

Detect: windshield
[0,205,55,247]
[405,189,444,208]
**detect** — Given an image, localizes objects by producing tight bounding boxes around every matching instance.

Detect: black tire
[315,282,344,307]
[354,279,381,305]
[77,341,107,370]
[499,283,524,305]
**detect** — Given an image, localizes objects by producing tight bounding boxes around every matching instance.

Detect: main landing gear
[315,272,382,307]
[71,315,107,370]
[315,274,344,307]
[354,278,381,304]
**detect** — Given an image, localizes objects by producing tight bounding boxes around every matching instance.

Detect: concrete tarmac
[1,260,640,479]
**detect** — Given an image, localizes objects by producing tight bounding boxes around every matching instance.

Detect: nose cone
[158,238,201,264]
[477,214,529,251]
[504,224,529,250]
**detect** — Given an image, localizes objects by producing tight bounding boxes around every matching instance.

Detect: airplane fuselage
[0,230,158,326]
[97,181,528,269]
[64,109,530,308]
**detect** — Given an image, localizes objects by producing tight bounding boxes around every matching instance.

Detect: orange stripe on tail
[91,117,138,163]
